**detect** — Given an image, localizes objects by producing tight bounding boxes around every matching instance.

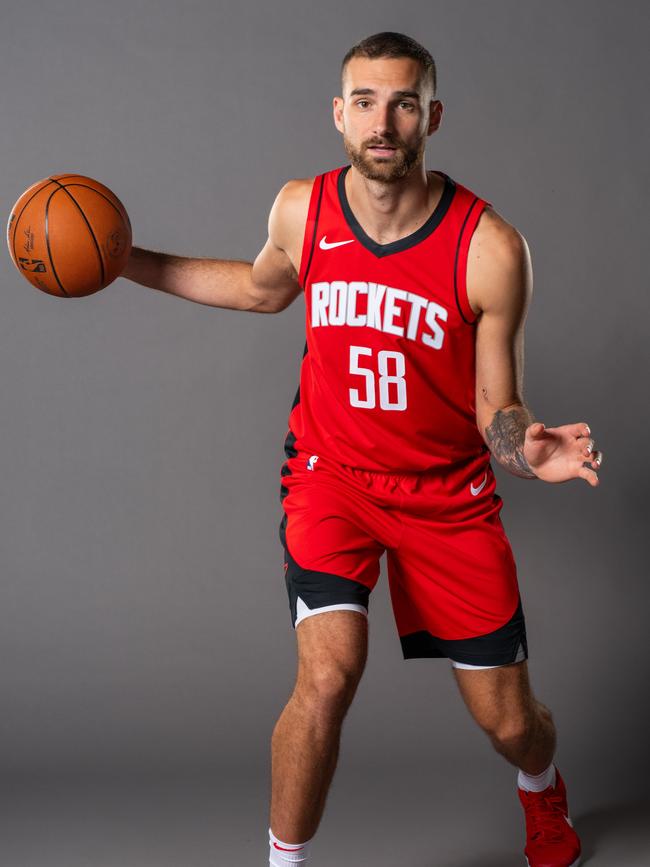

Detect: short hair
[341,31,437,97]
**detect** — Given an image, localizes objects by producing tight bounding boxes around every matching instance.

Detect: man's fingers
[579,438,595,457]
[528,422,546,437]
[580,449,602,468]
[579,463,600,486]
[569,422,592,439]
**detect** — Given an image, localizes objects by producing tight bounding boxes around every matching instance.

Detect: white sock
[517,761,556,792]
[269,827,313,866]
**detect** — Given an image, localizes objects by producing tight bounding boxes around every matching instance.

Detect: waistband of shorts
[291,447,490,482]
[339,461,427,481]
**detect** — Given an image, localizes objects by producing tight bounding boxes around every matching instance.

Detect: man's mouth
[366,145,398,157]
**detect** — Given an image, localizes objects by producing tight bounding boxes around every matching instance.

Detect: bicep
[248,179,311,313]
[473,225,533,431]
[249,237,302,312]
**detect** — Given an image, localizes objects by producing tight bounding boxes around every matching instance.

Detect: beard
[343,133,425,182]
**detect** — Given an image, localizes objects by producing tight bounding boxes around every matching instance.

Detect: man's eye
[356,100,370,108]
[400,102,416,110]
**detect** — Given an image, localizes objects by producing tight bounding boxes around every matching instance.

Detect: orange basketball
[6,174,132,297]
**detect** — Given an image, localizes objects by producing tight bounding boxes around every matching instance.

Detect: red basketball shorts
[279,445,528,669]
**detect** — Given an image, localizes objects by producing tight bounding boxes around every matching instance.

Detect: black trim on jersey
[337,165,456,258]
[287,342,307,413]
[453,196,480,326]
[400,596,528,663]
[301,174,325,287]
[280,427,297,493]
[279,341,309,510]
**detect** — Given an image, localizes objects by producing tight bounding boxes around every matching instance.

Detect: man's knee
[486,700,554,751]
[489,713,535,751]
[292,657,364,724]
[294,610,367,714]
[299,663,361,708]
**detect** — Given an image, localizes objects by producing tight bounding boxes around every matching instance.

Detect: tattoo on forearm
[484,408,537,479]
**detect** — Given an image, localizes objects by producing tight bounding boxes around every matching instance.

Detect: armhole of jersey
[454,196,490,325]
[297,174,325,288]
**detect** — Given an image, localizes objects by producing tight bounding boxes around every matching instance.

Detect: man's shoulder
[270,169,342,247]
[276,165,345,205]
[449,173,525,246]
[467,204,532,316]
[272,177,316,223]
[474,204,529,263]
[278,176,316,200]
[268,177,318,254]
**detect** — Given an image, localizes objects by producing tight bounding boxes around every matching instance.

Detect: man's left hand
[523,422,602,486]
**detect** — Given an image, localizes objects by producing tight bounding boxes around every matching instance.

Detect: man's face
[333,56,442,182]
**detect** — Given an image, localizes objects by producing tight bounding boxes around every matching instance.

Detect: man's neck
[345,163,443,245]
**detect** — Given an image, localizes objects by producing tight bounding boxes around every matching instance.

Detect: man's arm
[469,210,537,478]
[121,179,311,313]
[469,209,602,486]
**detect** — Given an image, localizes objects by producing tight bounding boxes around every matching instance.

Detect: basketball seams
[48,179,106,289]
[54,181,130,228]
[44,187,69,296]
[9,180,56,267]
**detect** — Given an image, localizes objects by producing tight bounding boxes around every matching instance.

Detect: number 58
[349,345,407,411]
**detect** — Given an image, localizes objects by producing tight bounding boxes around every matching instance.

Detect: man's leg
[451,659,581,867]
[270,608,368,846]
[450,659,555,773]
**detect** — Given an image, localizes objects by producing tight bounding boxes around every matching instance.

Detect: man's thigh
[451,659,539,730]
[295,609,369,688]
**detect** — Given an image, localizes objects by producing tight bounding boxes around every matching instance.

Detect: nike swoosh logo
[470,472,488,496]
[319,236,354,250]
[273,843,305,851]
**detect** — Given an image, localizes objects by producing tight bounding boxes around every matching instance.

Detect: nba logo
[307,455,319,471]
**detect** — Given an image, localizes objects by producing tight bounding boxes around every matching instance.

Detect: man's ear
[333,96,345,134]
[427,99,443,136]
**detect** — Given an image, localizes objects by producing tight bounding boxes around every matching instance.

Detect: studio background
[0,1,647,864]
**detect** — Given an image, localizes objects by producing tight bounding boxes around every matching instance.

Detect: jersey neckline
[336,165,456,258]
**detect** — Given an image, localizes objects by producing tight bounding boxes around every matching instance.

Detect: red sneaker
[517,766,581,867]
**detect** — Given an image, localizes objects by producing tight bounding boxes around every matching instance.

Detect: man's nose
[372,104,394,136]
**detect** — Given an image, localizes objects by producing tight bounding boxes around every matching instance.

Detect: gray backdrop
[0,1,648,865]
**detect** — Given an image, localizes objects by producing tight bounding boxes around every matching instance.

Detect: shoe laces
[524,789,569,843]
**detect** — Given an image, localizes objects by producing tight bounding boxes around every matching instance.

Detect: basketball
[6,174,132,297]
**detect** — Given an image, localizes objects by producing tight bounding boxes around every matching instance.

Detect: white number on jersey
[349,345,407,411]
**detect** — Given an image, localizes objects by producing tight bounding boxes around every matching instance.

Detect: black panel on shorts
[281,543,370,629]
[400,596,528,665]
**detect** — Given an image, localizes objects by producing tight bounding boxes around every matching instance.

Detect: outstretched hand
[523,422,602,486]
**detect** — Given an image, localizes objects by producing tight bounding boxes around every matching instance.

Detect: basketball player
[123,32,602,867]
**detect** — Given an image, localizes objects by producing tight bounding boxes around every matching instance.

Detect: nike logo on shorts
[470,472,488,496]
[319,235,354,250]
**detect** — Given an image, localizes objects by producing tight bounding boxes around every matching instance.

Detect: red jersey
[284,164,492,473]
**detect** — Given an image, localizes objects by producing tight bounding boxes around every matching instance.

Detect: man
[124,31,602,867]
